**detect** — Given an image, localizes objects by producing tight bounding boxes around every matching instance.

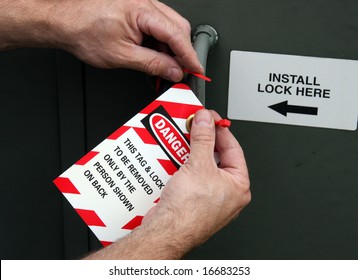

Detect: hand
[141,109,251,256]
[52,0,202,81]
[84,109,251,259]
[0,0,202,82]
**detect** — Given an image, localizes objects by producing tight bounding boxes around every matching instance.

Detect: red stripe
[140,101,203,119]
[75,209,106,227]
[75,151,99,165]
[122,215,144,230]
[107,126,131,140]
[154,197,160,204]
[133,127,157,145]
[101,241,113,247]
[53,177,80,194]
[157,159,178,175]
[172,83,191,90]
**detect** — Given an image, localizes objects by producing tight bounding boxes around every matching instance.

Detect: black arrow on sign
[268,101,318,117]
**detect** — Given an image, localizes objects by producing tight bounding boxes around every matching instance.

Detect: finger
[148,1,201,71]
[152,0,187,27]
[124,43,184,81]
[209,111,249,176]
[188,109,216,169]
[208,109,222,123]
[215,123,249,178]
[136,5,203,74]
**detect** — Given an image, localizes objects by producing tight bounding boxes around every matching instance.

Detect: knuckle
[190,131,215,145]
[245,189,252,205]
[243,177,251,192]
[181,18,191,34]
[134,0,148,6]
[232,177,251,207]
[142,57,162,75]
[240,179,251,206]
[167,31,182,46]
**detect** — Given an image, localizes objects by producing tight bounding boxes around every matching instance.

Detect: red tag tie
[186,114,231,132]
[215,119,231,128]
[183,69,212,82]
[155,69,211,95]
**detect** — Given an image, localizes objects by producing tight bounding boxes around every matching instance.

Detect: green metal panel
[162,0,358,259]
[0,49,64,259]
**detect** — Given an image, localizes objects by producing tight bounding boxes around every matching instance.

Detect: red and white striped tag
[53,84,203,247]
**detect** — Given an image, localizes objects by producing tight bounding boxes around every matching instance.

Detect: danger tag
[53,84,203,247]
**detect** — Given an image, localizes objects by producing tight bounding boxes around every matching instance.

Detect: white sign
[228,50,358,130]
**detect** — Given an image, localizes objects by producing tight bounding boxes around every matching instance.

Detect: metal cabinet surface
[0,49,64,259]
[0,49,157,259]
[0,0,357,260]
[162,0,358,259]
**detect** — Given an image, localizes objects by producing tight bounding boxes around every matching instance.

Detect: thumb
[127,45,183,82]
[188,109,216,166]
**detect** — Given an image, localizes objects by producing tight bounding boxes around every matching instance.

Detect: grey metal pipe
[189,25,218,106]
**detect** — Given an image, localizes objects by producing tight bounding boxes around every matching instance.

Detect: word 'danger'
[142,106,190,168]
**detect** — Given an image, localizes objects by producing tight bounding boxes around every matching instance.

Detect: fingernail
[165,67,182,82]
[199,63,205,73]
[194,109,213,127]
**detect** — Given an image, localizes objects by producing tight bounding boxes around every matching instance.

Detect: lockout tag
[53,84,203,247]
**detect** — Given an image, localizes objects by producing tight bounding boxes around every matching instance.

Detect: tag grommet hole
[186,114,195,133]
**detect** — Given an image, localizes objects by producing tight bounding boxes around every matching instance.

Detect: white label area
[228,50,358,130]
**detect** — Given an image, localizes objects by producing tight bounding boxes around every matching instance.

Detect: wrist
[133,211,196,259]
[84,210,195,260]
